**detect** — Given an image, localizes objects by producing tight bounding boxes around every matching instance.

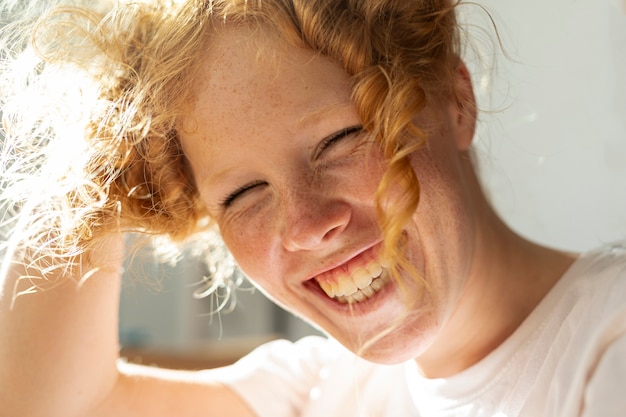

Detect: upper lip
[302,239,383,283]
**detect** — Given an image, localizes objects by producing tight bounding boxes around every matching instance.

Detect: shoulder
[561,262,626,417]
[201,336,344,417]
[575,243,626,318]
[549,242,626,388]
[202,336,411,417]
[573,241,626,279]
[582,333,626,417]
[560,242,626,308]
[525,242,626,382]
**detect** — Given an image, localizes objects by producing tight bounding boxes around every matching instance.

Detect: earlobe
[451,61,477,151]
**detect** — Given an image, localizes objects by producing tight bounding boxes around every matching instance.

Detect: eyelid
[219,125,363,208]
[220,180,266,208]
[313,125,363,160]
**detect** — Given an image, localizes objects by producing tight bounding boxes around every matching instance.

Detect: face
[181,27,478,364]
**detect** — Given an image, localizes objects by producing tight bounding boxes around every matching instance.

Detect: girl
[1,1,624,416]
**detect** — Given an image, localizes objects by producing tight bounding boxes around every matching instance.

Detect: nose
[280,188,351,252]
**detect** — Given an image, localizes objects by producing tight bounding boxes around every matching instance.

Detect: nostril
[281,201,351,252]
[322,222,347,242]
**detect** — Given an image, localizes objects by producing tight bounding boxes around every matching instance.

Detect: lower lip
[304,273,395,316]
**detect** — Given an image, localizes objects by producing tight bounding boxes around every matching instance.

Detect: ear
[450,61,477,151]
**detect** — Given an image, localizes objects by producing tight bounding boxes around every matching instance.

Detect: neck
[414,165,576,378]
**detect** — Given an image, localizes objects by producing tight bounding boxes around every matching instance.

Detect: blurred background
[119,239,320,369]
[118,0,626,369]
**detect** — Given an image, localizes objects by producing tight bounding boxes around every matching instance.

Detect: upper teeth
[318,261,384,299]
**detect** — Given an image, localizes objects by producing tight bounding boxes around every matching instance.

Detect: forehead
[180,25,354,169]
[191,26,351,122]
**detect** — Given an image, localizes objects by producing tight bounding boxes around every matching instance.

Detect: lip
[299,239,395,316]
[305,240,383,284]
[303,267,395,316]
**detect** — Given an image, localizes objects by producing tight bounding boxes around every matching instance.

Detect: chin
[333,312,436,365]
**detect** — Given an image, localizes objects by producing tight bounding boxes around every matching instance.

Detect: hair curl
[1,0,469,290]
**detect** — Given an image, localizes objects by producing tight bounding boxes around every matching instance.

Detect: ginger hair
[0,0,469,288]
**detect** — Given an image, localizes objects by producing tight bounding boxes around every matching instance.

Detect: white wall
[464,0,626,251]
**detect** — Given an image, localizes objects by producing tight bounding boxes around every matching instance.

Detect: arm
[0,234,255,417]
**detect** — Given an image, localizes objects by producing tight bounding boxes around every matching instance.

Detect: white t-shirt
[207,243,626,416]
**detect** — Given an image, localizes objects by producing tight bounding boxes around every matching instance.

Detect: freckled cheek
[348,151,387,200]
[219,217,277,284]
[222,224,294,307]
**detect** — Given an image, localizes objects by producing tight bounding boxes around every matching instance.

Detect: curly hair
[0,0,469,290]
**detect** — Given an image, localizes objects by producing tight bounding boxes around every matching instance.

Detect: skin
[181,27,577,376]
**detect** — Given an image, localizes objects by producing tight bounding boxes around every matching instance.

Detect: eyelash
[316,125,363,158]
[220,180,266,208]
[220,125,364,209]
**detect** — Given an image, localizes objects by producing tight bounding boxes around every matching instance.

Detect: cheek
[219,217,296,311]
[348,147,387,201]
[219,216,276,284]
[407,148,476,292]
[409,141,471,218]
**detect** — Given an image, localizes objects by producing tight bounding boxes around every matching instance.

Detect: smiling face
[180,26,479,364]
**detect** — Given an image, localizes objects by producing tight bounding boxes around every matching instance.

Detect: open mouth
[315,260,391,304]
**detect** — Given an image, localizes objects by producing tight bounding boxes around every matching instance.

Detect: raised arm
[0,235,124,416]
[0,2,260,416]
[0,235,255,417]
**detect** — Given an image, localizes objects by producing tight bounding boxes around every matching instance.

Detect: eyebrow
[201,166,238,189]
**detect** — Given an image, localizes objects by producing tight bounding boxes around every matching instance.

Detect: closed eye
[220,180,267,208]
[313,125,363,160]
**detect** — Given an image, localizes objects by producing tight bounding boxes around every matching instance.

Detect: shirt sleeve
[201,335,332,417]
[582,333,626,417]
